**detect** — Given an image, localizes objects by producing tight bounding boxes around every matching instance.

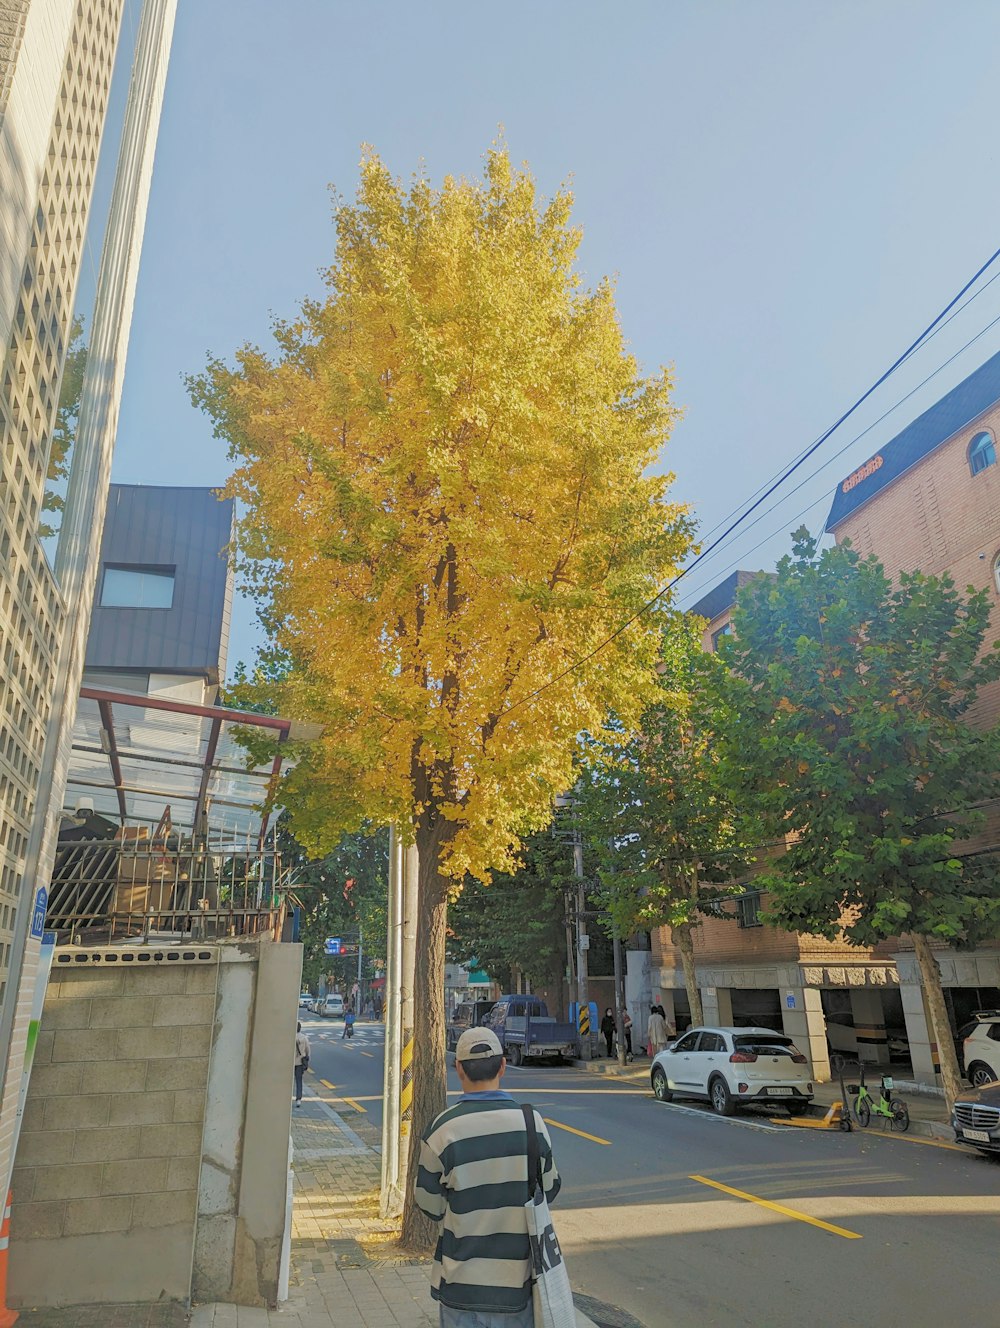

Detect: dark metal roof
[688,570,769,623]
[85,484,235,681]
[826,348,1000,531]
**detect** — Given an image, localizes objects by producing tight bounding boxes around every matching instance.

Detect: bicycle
[845,1061,909,1131]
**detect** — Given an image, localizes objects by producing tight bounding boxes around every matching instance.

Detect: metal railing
[46,831,291,945]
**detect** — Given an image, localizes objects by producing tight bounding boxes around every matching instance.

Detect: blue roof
[826,348,1000,530]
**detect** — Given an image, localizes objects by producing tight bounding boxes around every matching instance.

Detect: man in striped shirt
[415,1026,562,1327]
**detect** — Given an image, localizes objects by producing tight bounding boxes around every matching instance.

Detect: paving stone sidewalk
[191,1076,435,1328]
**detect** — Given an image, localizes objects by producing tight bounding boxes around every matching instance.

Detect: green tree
[448,832,574,1002]
[723,530,1000,1107]
[41,316,87,537]
[578,617,756,1026]
[190,145,693,1244]
[285,822,389,995]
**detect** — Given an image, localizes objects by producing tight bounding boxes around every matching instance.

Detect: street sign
[29,887,47,940]
[325,937,342,956]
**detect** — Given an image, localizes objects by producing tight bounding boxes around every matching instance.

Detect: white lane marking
[654,1100,789,1134]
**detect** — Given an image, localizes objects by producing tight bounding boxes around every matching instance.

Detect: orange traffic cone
[0,1188,18,1326]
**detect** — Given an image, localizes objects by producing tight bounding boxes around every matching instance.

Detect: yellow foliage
[192,145,692,880]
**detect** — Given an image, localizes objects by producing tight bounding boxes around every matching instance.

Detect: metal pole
[613,931,627,1067]
[397,842,418,1202]
[574,833,592,1060]
[380,827,403,1218]
[357,926,363,1010]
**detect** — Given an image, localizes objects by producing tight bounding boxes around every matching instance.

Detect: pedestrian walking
[415,1026,562,1327]
[343,1009,355,1039]
[600,1008,616,1058]
[623,1012,634,1061]
[647,1005,669,1057]
[293,1021,310,1108]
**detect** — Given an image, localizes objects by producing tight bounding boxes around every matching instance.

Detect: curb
[571,1059,956,1140]
[569,1058,649,1079]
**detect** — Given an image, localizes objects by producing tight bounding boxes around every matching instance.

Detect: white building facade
[0,0,175,1196]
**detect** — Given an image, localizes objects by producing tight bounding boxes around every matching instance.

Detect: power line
[499,243,1000,722]
[678,307,1000,604]
[693,267,1000,551]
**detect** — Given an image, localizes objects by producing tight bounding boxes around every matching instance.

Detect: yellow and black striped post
[578,1003,590,1042]
[400,1028,414,1146]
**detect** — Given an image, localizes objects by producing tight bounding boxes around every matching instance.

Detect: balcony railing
[47,831,290,945]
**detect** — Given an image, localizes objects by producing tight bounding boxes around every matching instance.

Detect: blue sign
[785,992,796,1010]
[30,888,47,940]
[325,937,342,956]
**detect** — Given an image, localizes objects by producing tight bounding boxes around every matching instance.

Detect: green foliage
[41,316,87,537]
[577,614,759,936]
[447,831,574,993]
[722,529,1000,948]
[282,818,389,992]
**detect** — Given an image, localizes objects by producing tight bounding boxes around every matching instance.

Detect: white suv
[651,1026,814,1116]
[961,1012,1000,1088]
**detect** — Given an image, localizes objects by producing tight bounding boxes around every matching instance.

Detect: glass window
[993,554,1000,596]
[700,1033,725,1052]
[968,431,996,477]
[711,622,732,652]
[674,1031,702,1053]
[736,892,763,929]
[100,565,175,609]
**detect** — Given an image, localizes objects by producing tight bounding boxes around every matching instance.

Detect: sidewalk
[191,1076,600,1328]
[192,1077,434,1328]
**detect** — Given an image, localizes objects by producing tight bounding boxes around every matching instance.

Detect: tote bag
[522,1105,576,1328]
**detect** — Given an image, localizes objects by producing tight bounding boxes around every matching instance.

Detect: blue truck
[484,995,578,1066]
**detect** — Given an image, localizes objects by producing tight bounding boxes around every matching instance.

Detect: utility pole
[612,931,627,1067]
[380,827,404,1218]
[572,826,592,1060]
[397,843,418,1200]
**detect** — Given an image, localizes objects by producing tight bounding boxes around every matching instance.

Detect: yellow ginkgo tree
[190,145,692,1242]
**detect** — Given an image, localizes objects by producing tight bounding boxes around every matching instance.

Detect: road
[300,1014,1000,1328]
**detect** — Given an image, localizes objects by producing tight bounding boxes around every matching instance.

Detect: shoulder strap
[521,1103,542,1194]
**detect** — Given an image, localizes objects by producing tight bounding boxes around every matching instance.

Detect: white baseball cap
[455,1027,503,1062]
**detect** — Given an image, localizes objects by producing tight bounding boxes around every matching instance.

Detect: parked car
[446,1000,496,1052]
[951,1080,1000,1155]
[961,1011,1000,1087]
[299,991,312,1008]
[650,1026,813,1116]
[316,993,345,1019]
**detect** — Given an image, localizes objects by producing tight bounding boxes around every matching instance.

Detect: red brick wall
[832,406,1000,856]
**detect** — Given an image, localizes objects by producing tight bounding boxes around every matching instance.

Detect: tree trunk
[911,932,962,1110]
[399,823,450,1252]
[675,923,703,1028]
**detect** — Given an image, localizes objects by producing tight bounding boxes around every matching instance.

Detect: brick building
[652,353,1000,1087]
[826,348,1000,1080]
[651,571,899,1084]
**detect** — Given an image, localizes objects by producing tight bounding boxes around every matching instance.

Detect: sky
[100,0,1000,672]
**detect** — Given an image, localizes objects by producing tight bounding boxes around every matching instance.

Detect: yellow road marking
[859,1130,967,1154]
[690,1174,862,1240]
[341,1096,366,1113]
[542,1117,611,1146]
[361,1050,375,1058]
[320,1079,336,1090]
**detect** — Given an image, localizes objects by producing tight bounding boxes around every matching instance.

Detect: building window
[994,553,1000,597]
[736,892,763,929]
[711,622,732,652]
[100,565,175,609]
[968,431,996,477]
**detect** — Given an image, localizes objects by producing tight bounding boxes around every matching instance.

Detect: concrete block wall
[8,954,217,1307]
[7,936,301,1310]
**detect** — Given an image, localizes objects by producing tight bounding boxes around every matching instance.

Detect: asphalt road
[299,1015,1000,1328]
